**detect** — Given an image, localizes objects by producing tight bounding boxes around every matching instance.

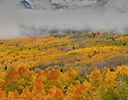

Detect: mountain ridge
[1,0,128,12]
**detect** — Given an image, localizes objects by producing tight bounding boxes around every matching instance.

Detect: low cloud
[0,1,128,39]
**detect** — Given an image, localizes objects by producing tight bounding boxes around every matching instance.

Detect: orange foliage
[67,67,77,80]
[43,68,49,77]
[36,71,43,78]
[26,92,34,100]
[47,69,60,80]
[7,69,19,79]
[23,87,30,94]
[13,90,19,98]
[1,83,6,89]
[73,84,86,99]
[54,88,63,99]
[67,67,73,77]
[0,66,128,99]
[0,88,6,99]
[18,66,26,75]
[48,89,54,95]
[2,69,20,90]
[33,80,43,93]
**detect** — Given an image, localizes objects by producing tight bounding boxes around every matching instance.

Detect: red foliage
[36,71,43,78]
[26,92,34,100]
[81,84,86,90]
[34,80,43,92]
[91,67,101,79]
[47,70,60,80]
[75,87,83,94]
[48,89,54,95]
[13,90,19,98]
[1,69,20,91]
[23,86,30,94]
[47,69,60,80]
[73,84,86,99]
[54,88,63,98]
[102,78,105,82]
[43,68,49,74]
[8,69,18,77]
[18,66,26,75]
[0,88,5,98]
[74,84,86,95]
[1,83,6,89]
[7,69,19,81]
[67,67,73,77]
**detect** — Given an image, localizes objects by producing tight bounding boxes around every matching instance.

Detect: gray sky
[0,0,128,39]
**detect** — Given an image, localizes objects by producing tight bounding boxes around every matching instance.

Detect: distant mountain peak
[0,0,128,12]
[20,0,32,9]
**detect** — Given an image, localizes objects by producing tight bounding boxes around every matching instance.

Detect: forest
[0,30,128,99]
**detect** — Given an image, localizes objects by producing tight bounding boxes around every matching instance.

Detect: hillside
[1,0,128,99]
[0,31,128,74]
[0,31,128,99]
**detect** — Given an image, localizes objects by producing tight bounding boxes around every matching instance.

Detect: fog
[0,1,128,39]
